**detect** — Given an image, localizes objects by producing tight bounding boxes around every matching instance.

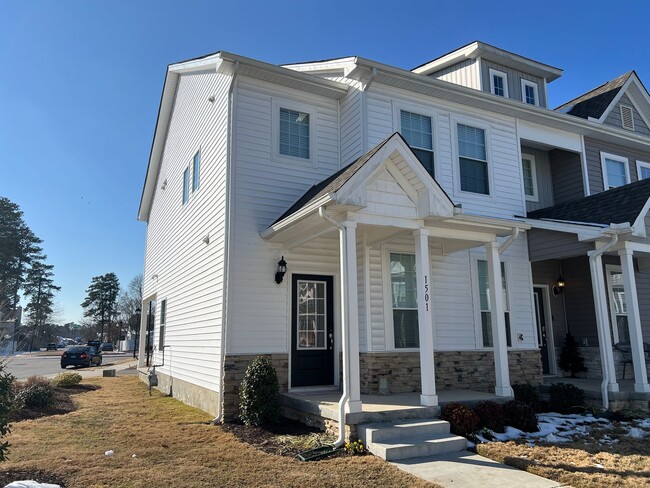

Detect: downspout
[361,67,377,154]
[215,60,240,424]
[498,227,520,255]
[318,206,348,448]
[588,231,620,409]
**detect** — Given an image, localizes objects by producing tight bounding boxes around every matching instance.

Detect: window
[600,152,629,189]
[521,154,538,201]
[458,124,489,194]
[606,266,630,344]
[182,167,190,204]
[489,68,508,98]
[521,80,539,106]
[192,151,200,192]
[477,260,510,347]
[297,280,327,349]
[159,299,167,349]
[279,107,310,159]
[620,105,635,131]
[400,110,434,177]
[637,161,650,180]
[390,253,419,349]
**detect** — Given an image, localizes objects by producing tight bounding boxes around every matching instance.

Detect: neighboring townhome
[137,41,650,429]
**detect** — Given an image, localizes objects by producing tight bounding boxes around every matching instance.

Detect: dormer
[412,41,562,109]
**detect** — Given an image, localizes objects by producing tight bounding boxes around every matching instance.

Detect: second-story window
[521,80,539,106]
[489,68,508,98]
[400,110,434,177]
[458,124,489,195]
[601,152,629,190]
[637,161,650,180]
[280,108,310,159]
[182,167,190,204]
[192,151,200,192]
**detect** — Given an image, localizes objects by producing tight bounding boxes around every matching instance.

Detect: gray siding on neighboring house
[527,229,593,262]
[480,59,547,107]
[550,149,584,204]
[603,93,650,137]
[522,145,553,212]
[429,59,480,90]
[584,136,650,193]
[531,259,568,349]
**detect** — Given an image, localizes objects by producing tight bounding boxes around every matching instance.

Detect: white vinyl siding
[477,260,510,347]
[489,68,508,98]
[521,79,539,106]
[521,154,538,201]
[458,124,489,194]
[600,152,630,189]
[182,167,190,204]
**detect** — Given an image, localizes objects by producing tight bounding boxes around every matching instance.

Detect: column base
[495,385,514,397]
[420,394,438,407]
[346,400,363,414]
[607,382,620,393]
[634,382,650,393]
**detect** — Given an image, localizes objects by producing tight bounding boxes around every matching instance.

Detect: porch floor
[281,388,511,426]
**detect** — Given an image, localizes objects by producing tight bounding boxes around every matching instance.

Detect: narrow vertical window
[521,80,539,106]
[489,69,508,97]
[400,110,434,177]
[390,253,419,348]
[477,260,510,347]
[606,267,630,344]
[522,154,538,201]
[159,299,166,349]
[182,167,190,204]
[192,151,200,192]
[458,124,489,194]
[280,108,310,159]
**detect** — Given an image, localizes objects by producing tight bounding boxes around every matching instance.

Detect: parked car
[61,346,102,369]
[86,340,101,350]
[46,343,57,351]
[100,342,114,352]
[56,343,66,349]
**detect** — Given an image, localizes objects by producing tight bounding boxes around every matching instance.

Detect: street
[1,351,134,380]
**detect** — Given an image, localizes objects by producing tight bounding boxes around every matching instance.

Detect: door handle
[328,333,333,350]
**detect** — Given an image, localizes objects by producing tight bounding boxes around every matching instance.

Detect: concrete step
[359,419,467,461]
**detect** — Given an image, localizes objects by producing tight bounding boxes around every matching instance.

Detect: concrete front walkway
[392,451,567,488]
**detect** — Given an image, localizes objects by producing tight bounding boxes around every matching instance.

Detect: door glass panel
[608,270,630,343]
[297,280,327,350]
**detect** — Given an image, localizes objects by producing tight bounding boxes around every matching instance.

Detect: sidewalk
[392,451,570,488]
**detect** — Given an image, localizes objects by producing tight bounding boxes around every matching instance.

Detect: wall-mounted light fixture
[552,276,566,296]
[274,256,287,284]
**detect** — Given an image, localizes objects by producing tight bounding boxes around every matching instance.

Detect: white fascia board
[449,212,531,231]
[411,42,479,75]
[524,218,606,240]
[259,195,334,239]
[595,74,650,126]
[282,57,356,73]
[168,55,222,74]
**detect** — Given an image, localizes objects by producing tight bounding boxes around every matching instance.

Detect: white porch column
[619,248,650,392]
[486,241,513,397]
[340,220,362,413]
[589,253,619,392]
[414,228,438,407]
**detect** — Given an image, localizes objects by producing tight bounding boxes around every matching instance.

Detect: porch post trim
[341,220,362,413]
[414,228,438,406]
[589,253,619,393]
[618,248,650,392]
[486,241,513,397]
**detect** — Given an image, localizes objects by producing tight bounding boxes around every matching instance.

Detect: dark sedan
[61,346,102,369]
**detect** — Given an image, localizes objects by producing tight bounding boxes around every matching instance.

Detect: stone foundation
[554,345,650,381]
[222,354,288,422]
[359,349,543,394]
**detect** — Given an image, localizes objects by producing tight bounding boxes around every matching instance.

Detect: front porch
[542,376,650,412]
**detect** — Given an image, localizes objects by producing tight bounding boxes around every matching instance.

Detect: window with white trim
[489,68,508,98]
[400,110,434,177]
[390,253,419,349]
[521,154,538,201]
[159,299,166,349]
[637,161,650,180]
[620,105,635,131]
[477,260,511,347]
[600,152,630,190]
[521,79,539,106]
[458,124,489,194]
[192,150,200,192]
[279,107,310,159]
[182,167,190,204]
[606,266,630,344]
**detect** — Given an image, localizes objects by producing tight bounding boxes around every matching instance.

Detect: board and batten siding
[480,60,547,108]
[429,59,480,90]
[228,78,341,355]
[584,136,650,193]
[522,145,553,212]
[142,68,232,395]
[365,84,526,220]
[603,93,650,137]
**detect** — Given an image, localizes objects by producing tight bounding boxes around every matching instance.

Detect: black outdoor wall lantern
[552,276,566,296]
[275,256,287,284]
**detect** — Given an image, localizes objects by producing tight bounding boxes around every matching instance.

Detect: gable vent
[621,104,635,131]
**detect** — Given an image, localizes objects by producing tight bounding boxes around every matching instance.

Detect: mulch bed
[0,469,67,487]
[11,384,100,422]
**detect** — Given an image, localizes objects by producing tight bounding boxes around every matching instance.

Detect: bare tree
[117,274,143,334]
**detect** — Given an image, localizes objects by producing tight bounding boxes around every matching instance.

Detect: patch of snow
[637,419,650,428]
[628,427,648,439]
[5,482,61,488]
[593,463,604,469]
[104,450,114,457]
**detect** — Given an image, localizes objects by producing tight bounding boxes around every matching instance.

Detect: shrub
[512,383,541,412]
[473,401,506,433]
[51,372,82,388]
[441,402,479,437]
[15,376,54,409]
[0,365,14,461]
[239,356,280,426]
[548,383,585,414]
[503,401,538,432]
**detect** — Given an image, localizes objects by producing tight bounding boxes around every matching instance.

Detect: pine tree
[81,273,120,342]
[558,333,587,378]
[23,258,60,351]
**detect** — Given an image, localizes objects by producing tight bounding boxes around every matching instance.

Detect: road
[1,351,135,380]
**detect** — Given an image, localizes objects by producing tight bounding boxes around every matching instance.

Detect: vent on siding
[621,105,635,131]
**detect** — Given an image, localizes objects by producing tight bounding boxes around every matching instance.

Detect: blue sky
[1,0,650,324]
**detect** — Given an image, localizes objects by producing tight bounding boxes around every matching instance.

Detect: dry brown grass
[478,438,650,488]
[3,376,437,487]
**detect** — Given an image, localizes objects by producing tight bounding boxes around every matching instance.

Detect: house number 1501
[424,275,430,311]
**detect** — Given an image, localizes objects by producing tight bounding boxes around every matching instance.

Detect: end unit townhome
[137,41,650,426]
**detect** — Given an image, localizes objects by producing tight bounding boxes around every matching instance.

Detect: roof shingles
[555,72,632,119]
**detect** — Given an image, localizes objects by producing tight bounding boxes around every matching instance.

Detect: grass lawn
[2,376,436,488]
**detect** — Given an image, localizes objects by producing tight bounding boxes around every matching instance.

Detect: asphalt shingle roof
[527,178,650,226]
[555,72,632,119]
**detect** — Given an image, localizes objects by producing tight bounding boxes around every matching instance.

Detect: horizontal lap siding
[143,69,231,392]
[584,136,650,193]
[228,80,340,354]
[527,229,593,262]
[340,80,363,165]
[604,94,650,137]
